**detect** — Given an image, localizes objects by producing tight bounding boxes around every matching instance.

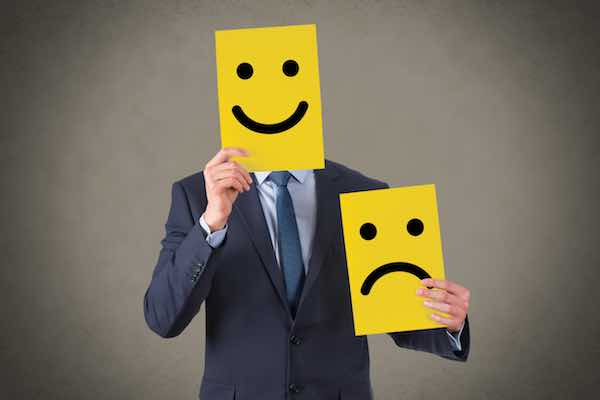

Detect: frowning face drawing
[339,184,449,335]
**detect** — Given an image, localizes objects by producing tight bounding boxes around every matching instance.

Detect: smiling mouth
[360,262,432,295]
[231,101,308,134]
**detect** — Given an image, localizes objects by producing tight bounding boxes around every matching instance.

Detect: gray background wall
[2,0,599,398]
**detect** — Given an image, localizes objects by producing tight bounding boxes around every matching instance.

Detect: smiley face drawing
[215,24,325,172]
[339,184,449,335]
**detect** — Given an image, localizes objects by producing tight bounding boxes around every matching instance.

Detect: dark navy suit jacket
[144,159,470,400]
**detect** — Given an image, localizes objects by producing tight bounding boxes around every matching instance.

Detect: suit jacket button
[290,335,302,345]
[288,383,302,393]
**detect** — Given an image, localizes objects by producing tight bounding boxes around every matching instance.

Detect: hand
[202,147,252,231]
[417,278,470,332]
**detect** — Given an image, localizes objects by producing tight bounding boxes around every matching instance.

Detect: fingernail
[421,278,431,285]
[431,314,439,320]
[416,288,424,295]
[424,300,432,307]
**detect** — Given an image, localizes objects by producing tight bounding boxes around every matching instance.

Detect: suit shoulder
[173,170,205,190]
[167,170,208,214]
[170,170,207,205]
[326,159,388,190]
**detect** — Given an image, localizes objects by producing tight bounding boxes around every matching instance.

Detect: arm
[143,148,252,338]
[143,181,221,338]
[387,315,470,361]
[374,182,470,361]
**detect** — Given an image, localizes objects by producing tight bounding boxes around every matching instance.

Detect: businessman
[144,148,471,399]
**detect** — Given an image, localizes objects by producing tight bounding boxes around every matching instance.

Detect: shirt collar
[254,169,311,185]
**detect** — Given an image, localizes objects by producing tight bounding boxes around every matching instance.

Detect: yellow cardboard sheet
[339,184,448,335]
[214,24,324,172]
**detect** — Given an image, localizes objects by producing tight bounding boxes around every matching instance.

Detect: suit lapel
[296,160,341,313]
[233,178,292,321]
[232,160,342,322]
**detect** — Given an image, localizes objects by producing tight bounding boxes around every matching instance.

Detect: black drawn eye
[237,62,253,79]
[360,222,377,240]
[407,218,424,236]
[282,59,299,77]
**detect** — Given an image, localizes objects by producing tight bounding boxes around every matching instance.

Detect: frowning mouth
[231,101,308,134]
[361,262,432,295]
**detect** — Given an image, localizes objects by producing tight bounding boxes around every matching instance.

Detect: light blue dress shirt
[199,169,464,351]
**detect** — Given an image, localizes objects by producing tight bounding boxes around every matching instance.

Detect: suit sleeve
[143,181,222,338]
[387,315,470,361]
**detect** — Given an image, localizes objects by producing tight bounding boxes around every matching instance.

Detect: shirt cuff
[445,320,465,352]
[199,214,228,248]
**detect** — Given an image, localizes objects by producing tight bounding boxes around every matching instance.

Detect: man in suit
[144,148,471,399]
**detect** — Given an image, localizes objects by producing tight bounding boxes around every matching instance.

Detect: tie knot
[269,171,292,187]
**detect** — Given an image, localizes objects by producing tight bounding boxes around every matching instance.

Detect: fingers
[204,154,252,194]
[215,173,249,192]
[420,278,470,302]
[211,161,252,185]
[423,300,451,313]
[205,147,249,168]
[211,167,251,191]
[416,287,468,311]
[429,313,462,331]
[423,300,467,320]
[214,177,244,193]
[418,279,470,332]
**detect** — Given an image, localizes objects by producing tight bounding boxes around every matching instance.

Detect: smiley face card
[214,24,325,172]
[339,184,449,335]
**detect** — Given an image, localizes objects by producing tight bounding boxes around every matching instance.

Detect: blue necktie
[269,171,305,317]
